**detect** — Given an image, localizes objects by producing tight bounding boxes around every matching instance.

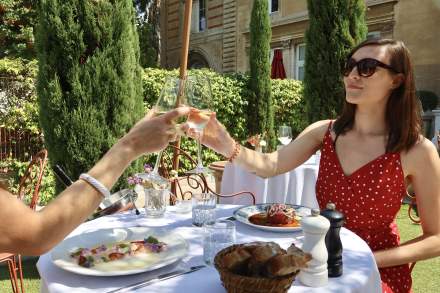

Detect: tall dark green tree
[36,0,144,191]
[133,0,161,68]
[304,0,367,123]
[248,0,276,150]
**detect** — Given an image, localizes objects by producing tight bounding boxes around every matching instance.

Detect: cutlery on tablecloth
[105,265,206,292]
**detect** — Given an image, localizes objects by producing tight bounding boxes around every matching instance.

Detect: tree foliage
[248,0,276,150]
[0,0,38,59]
[133,0,160,68]
[35,0,144,192]
[304,0,367,123]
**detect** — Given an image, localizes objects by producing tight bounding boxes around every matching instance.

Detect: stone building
[161,0,439,93]
[160,0,440,135]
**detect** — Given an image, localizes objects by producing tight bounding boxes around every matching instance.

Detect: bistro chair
[159,144,255,205]
[0,149,48,293]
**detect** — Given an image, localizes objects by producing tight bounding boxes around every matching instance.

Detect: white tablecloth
[37,205,381,293]
[220,155,320,207]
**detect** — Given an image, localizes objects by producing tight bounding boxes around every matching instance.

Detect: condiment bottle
[321,202,345,277]
[298,208,330,287]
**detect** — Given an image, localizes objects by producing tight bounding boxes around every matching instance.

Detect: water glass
[203,219,236,266]
[192,193,216,227]
[144,188,168,217]
[174,198,192,213]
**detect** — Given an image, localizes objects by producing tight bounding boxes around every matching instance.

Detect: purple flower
[144,164,153,173]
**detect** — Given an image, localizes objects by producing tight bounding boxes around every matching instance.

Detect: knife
[106,265,206,293]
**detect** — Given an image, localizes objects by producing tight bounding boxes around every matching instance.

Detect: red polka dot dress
[315,123,412,293]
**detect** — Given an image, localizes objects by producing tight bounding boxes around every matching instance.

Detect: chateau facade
[160,0,440,97]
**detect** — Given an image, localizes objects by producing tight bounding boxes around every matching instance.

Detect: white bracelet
[79,173,111,198]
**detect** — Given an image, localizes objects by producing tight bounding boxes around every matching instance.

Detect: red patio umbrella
[271,49,286,79]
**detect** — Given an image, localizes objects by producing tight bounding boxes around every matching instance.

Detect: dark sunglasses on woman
[343,58,400,77]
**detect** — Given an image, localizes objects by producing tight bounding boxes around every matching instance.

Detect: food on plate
[218,241,311,278]
[70,235,167,268]
[248,204,301,227]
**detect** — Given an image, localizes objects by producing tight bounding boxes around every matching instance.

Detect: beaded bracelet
[79,173,111,199]
[227,141,241,162]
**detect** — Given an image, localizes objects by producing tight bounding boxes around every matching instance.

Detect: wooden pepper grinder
[298,208,330,287]
[321,202,345,277]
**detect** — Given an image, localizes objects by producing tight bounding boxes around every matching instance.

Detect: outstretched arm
[192,114,329,178]
[374,138,440,267]
[0,107,189,255]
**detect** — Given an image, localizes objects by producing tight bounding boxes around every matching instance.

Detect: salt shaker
[298,208,330,287]
[321,202,345,277]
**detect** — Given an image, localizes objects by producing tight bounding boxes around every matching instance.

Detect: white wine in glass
[278,125,292,146]
[185,75,213,174]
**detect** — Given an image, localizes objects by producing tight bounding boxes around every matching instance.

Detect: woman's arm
[0,107,189,255]
[197,115,329,178]
[374,138,440,267]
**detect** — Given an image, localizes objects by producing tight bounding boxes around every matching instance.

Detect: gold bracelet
[227,141,241,162]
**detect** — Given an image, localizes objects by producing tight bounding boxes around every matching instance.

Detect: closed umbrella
[271,49,286,79]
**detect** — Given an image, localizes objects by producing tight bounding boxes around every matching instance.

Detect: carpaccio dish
[69,236,167,268]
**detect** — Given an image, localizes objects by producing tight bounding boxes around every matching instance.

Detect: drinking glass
[136,172,169,218]
[185,75,213,174]
[278,125,292,146]
[192,192,216,227]
[203,219,236,266]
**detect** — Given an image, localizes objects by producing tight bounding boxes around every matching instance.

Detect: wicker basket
[214,244,298,293]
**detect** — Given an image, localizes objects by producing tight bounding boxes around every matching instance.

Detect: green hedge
[1,62,306,201]
[141,68,306,170]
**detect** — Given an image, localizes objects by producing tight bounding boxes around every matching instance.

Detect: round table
[37,205,381,293]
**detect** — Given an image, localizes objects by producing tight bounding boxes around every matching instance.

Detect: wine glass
[185,75,213,174]
[149,77,179,177]
[278,125,292,146]
[138,76,188,216]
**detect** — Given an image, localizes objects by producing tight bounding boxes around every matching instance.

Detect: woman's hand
[183,112,236,158]
[120,106,190,158]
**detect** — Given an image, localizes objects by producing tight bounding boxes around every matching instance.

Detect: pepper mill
[321,202,345,277]
[298,208,330,287]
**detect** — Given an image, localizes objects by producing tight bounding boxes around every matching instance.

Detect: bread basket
[214,244,298,293]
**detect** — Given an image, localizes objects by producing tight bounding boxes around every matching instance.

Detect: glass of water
[203,219,236,266]
[192,192,216,227]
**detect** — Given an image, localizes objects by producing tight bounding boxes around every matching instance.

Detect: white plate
[233,204,311,233]
[51,227,188,276]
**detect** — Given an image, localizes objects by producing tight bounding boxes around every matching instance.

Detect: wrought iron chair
[0,149,48,293]
[406,185,420,225]
[158,144,255,205]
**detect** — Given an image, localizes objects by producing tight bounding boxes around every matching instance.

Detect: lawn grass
[0,204,438,292]
[396,204,440,293]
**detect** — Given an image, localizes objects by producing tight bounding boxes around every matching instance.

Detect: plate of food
[233,203,311,232]
[51,227,188,276]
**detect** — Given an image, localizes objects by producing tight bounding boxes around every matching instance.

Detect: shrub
[141,68,306,171]
[0,157,56,206]
[0,57,40,133]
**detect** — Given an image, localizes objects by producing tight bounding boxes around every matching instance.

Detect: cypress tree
[304,0,367,123]
[36,0,144,191]
[248,0,276,150]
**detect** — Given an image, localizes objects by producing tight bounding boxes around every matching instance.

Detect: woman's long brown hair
[333,39,422,153]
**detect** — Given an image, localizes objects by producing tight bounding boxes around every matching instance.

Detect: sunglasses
[342,58,400,77]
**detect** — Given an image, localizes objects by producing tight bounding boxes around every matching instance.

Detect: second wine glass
[185,75,213,174]
[278,125,292,146]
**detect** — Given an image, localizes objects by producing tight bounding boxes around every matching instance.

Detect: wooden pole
[172,0,193,198]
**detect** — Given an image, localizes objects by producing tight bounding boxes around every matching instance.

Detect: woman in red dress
[193,39,440,293]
